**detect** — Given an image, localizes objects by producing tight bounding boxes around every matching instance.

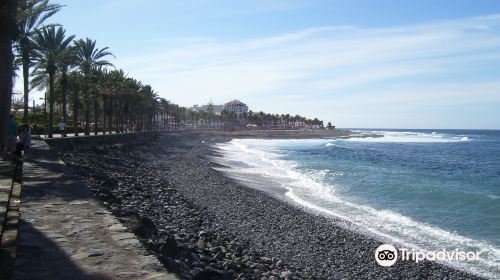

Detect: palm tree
[137,84,157,131]
[73,38,113,135]
[68,71,84,136]
[31,26,75,138]
[96,70,108,134]
[122,77,141,132]
[99,69,125,134]
[159,98,168,130]
[0,0,18,144]
[16,0,62,123]
[32,44,77,136]
[57,45,76,136]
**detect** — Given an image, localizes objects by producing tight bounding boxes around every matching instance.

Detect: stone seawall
[45,132,160,150]
[45,129,338,151]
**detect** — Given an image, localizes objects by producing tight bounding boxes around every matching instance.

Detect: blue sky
[16,0,500,129]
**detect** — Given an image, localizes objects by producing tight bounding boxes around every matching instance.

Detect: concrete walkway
[0,159,18,279]
[13,139,178,280]
[0,160,15,240]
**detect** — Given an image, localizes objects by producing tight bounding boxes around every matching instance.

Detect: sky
[14,0,500,129]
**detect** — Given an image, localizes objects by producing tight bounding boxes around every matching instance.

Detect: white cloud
[117,14,500,106]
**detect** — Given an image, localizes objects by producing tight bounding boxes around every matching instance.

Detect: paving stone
[12,139,178,280]
[116,271,149,278]
[72,252,92,260]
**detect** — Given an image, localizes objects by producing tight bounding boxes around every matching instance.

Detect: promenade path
[0,159,18,278]
[0,160,15,243]
[12,139,179,280]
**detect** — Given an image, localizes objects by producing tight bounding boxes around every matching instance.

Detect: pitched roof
[224,100,247,106]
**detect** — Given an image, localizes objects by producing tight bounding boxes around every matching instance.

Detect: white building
[190,104,224,115]
[224,100,248,117]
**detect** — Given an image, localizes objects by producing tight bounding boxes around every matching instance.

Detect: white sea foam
[213,139,499,279]
[348,131,472,143]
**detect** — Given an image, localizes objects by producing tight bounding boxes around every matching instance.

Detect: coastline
[49,131,483,279]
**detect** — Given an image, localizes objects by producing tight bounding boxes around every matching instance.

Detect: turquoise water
[214,129,500,278]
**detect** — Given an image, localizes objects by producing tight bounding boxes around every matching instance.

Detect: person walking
[59,120,66,137]
[16,123,32,157]
[22,124,32,149]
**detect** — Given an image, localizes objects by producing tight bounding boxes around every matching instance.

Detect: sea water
[213,129,500,278]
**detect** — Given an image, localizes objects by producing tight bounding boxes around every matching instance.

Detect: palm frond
[30,67,48,90]
[30,26,75,89]
[74,37,115,74]
[18,0,63,34]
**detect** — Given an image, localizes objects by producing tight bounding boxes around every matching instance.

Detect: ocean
[212,129,500,279]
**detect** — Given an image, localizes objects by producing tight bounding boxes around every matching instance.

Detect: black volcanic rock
[192,267,234,280]
[134,216,158,239]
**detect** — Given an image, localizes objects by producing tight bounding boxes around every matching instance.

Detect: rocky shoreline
[49,132,482,279]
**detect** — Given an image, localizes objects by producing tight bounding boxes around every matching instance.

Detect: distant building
[189,104,224,115]
[190,100,250,118]
[224,100,248,117]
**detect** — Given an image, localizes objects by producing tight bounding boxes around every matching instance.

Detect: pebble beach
[49,132,483,279]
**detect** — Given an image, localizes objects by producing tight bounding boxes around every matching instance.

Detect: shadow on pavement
[14,219,112,280]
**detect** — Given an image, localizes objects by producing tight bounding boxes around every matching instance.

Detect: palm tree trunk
[84,99,90,135]
[73,91,79,136]
[0,46,14,144]
[93,97,99,135]
[115,101,119,134]
[124,109,128,132]
[102,96,107,134]
[115,100,122,133]
[0,0,16,146]
[137,113,140,131]
[123,107,126,132]
[167,106,170,131]
[48,72,55,138]
[61,72,68,137]
[108,96,113,134]
[162,109,165,131]
[22,52,30,123]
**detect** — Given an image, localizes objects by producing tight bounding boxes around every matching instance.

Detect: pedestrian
[3,114,17,161]
[16,123,32,157]
[59,120,66,137]
[22,124,32,149]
